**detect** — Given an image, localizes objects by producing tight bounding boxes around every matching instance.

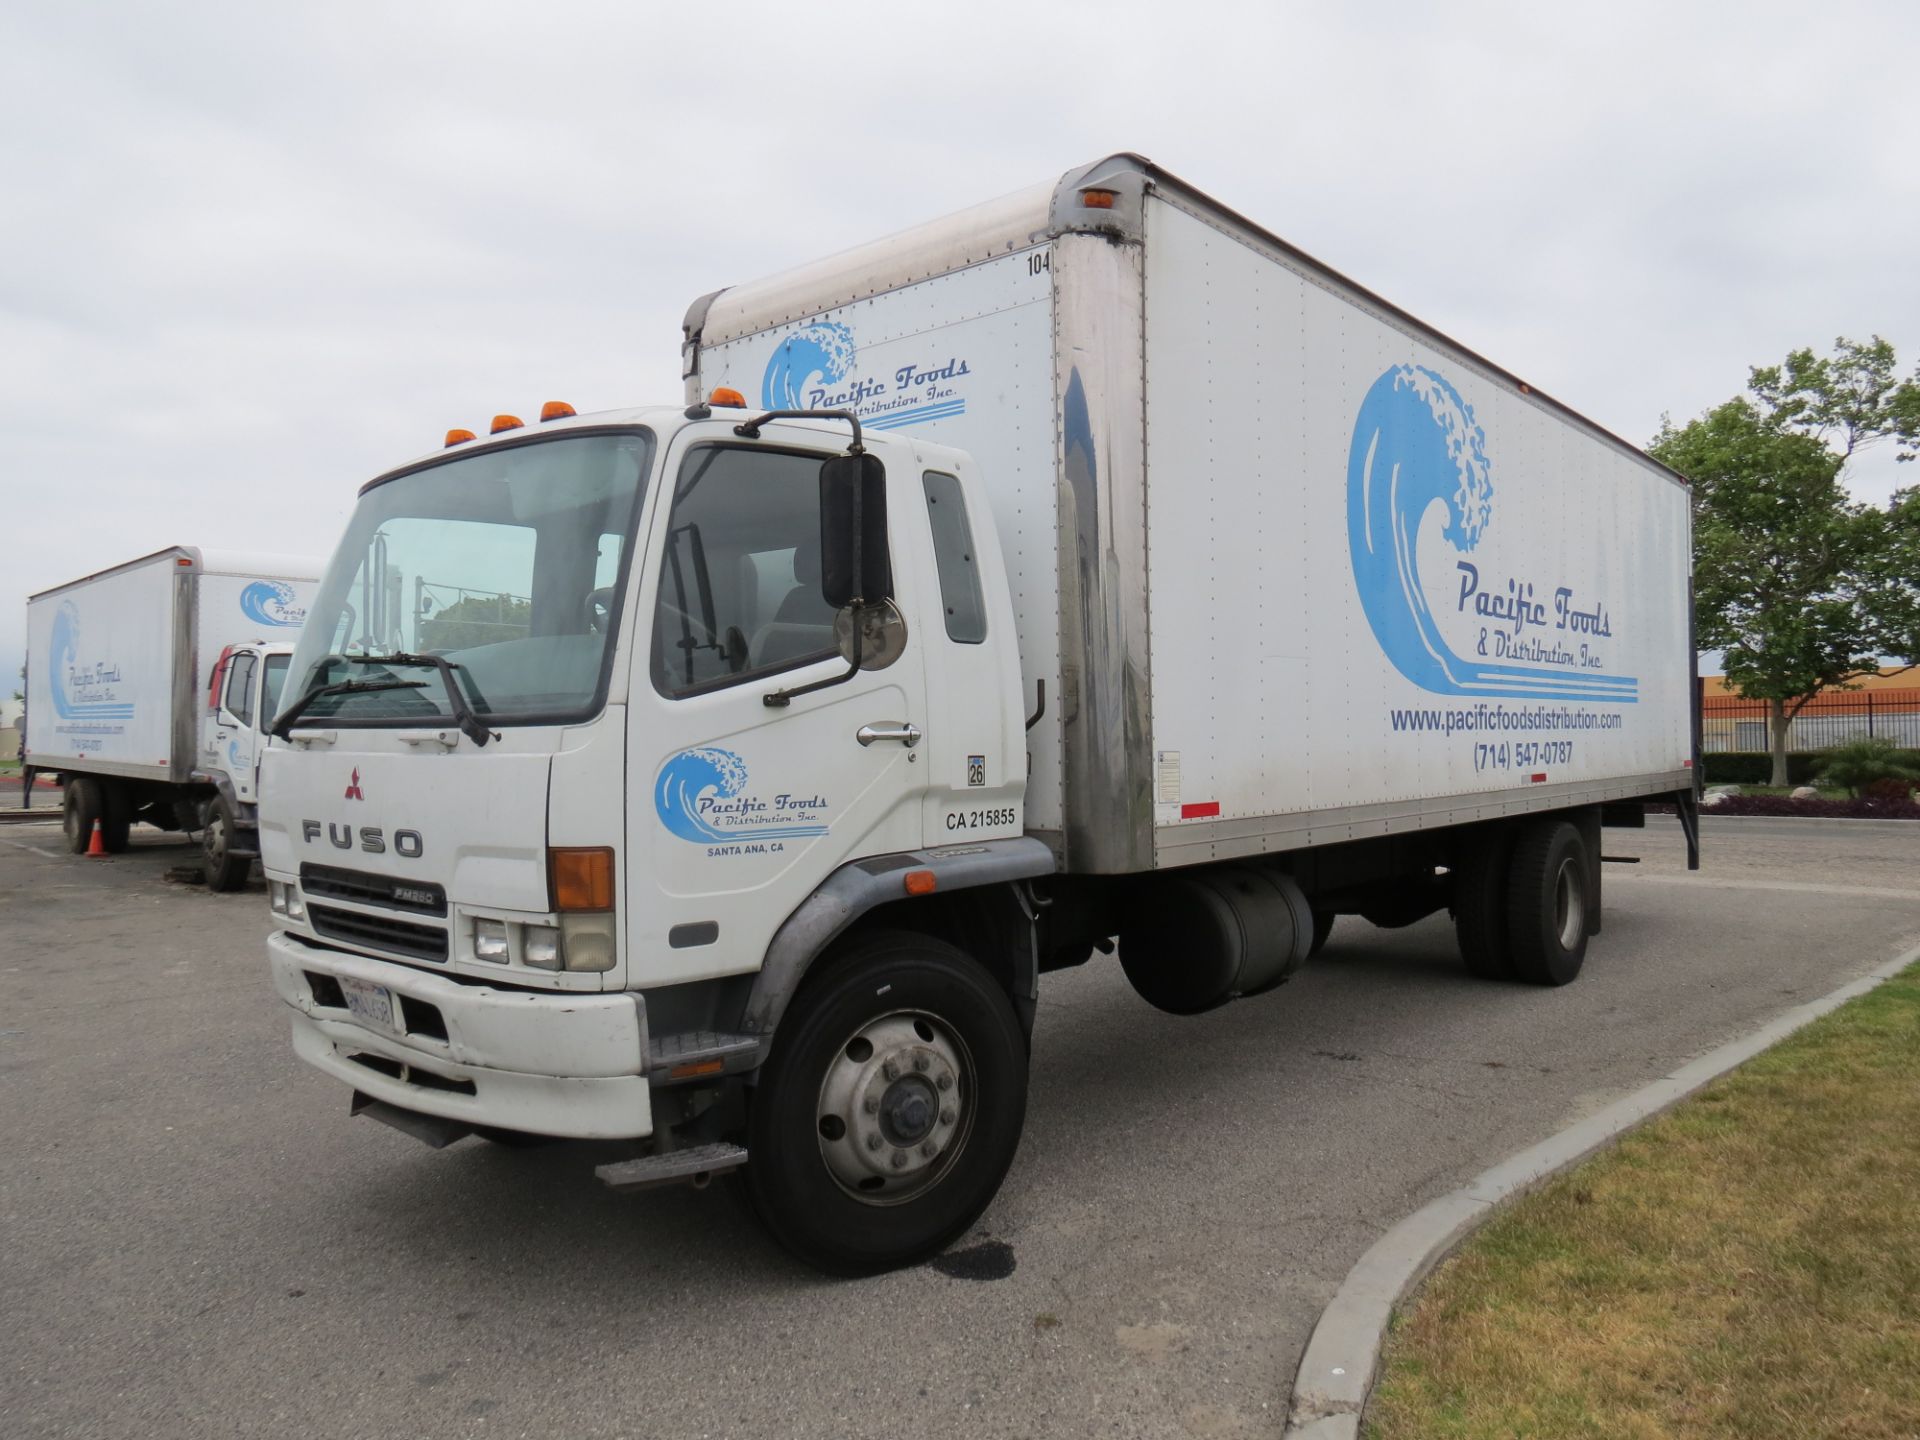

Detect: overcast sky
[4,0,1917,689]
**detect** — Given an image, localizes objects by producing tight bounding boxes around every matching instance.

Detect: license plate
[337,976,396,1033]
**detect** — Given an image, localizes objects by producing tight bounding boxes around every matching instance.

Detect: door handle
[856,722,921,748]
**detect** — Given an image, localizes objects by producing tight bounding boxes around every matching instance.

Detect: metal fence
[1700,689,1920,754]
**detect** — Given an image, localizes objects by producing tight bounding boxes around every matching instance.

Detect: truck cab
[197,640,299,889]
[262,401,1045,1270]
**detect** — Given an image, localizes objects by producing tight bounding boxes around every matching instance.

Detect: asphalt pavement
[4,817,1919,1439]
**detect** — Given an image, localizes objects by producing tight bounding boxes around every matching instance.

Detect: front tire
[746,931,1029,1275]
[202,794,252,892]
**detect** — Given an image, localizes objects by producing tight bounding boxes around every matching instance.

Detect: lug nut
[882,1059,900,1081]
[863,1095,880,1114]
[891,1151,908,1170]
[920,1140,937,1158]
[940,1107,955,1125]
[866,1134,884,1152]
[936,1073,953,1091]
[912,1053,929,1073]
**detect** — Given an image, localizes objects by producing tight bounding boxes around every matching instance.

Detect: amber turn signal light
[491,414,524,434]
[903,869,937,897]
[540,400,576,422]
[551,847,615,912]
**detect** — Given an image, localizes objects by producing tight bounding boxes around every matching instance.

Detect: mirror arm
[732,408,864,454]
[762,598,867,709]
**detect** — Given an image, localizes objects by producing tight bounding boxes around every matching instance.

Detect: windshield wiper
[269,677,428,739]
[269,652,492,747]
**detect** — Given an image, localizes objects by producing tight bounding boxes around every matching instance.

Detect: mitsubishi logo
[344,768,364,801]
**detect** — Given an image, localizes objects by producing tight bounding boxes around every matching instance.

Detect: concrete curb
[1282,938,1920,1439]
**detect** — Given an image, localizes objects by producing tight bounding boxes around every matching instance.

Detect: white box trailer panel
[688,155,1692,874]
[1139,193,1692,864]
[26,547,319,783]
[26,552,179,777]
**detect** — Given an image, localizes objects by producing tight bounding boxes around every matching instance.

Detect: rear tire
[1505,819,1592,986]
[1453,829,1516,980]
[746,931,1028,1275]
[63,777,103,854]
[99,782,133,853]
[1308,910,1336,958]
[202,794,251,892]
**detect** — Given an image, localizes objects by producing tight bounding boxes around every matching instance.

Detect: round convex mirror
[835,600,908,671]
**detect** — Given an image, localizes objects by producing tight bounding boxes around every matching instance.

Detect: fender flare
[744,836,1057,1040]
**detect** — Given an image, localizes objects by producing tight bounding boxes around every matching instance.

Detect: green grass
[1366,960,1920,1440]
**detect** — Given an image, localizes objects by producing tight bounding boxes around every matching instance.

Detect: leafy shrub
[1701,753,1820,786]
[1812,738,1920,797]
[1674,793,1920,819]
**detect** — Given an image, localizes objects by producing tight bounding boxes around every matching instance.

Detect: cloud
[4,0,1916,686]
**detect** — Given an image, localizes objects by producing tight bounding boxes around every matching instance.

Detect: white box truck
[25,546,322,885]
[259,155,1697,1272]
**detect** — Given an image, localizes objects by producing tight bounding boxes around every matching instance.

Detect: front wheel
[202,794,252,892]
[746,931,1029,1275]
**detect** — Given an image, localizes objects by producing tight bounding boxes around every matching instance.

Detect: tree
[1654,338,1920,786]
[416,595,530,652]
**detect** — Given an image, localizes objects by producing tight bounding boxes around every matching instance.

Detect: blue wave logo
[762,322,856,411]
[49,602,134,719]
[241,580,306,628]
[1347,365,1637,702]
[654,746,831,844]
[227,739,245,770]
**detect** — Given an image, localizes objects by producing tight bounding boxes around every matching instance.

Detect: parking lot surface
[4,817,1919,1439]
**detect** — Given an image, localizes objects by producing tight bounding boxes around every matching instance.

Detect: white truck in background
[259,155,1698,1273]
[23,547,321,887]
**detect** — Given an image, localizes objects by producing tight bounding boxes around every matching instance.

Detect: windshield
[284,430,654,728]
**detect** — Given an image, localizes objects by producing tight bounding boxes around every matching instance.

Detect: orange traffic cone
[86,819,108,857]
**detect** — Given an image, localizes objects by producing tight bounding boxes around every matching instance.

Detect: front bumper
[269,930,652,1140]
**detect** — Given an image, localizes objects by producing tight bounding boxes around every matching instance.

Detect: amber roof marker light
[1080,188,1118,209]
[491,414,524,434]
[445,428,476,447]
[708,387,747,408]
[540,400,576,422]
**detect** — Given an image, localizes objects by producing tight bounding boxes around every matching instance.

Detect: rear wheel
[1307,910,1336,958]
[746,931,1028,1275]
[1506,819,1592,986]
[99,782,133,853]
[202,794,252,892]
[63,777,103,854]
[1453,829,1516,980]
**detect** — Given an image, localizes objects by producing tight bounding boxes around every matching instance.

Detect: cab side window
[652,445,839,697]
[224,652,258,725]
[922,471,987,643]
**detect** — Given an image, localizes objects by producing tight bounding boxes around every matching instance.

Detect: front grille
[301,863,447,917]
[309,903,449,963]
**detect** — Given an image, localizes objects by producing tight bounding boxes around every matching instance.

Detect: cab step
[596,1141,749,1193]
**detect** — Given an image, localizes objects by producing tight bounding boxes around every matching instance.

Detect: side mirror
[819,453,893,609]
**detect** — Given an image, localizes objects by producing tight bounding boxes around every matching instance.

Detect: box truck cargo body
[25,546,321,877]
[685,156,1694,871]
[261,155,1697,1273]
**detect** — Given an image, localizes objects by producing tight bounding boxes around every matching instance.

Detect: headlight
[559,913,616,973]
[473,917,509,963]
[522,924,562,971]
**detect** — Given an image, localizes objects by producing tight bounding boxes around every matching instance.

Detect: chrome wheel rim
[1554,857,1585,950]
[816,1011,973,1206]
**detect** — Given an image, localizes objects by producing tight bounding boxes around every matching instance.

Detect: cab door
[216,648,260,802]
[625,431,929,985]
